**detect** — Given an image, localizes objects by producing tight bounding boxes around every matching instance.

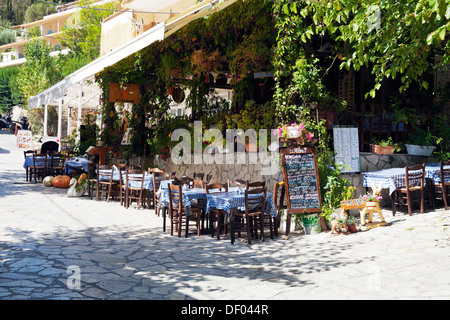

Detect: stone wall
[132,151,438,207]
[342,152,438,207]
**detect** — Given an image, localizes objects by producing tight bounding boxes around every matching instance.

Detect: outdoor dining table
[362,162,450,195]
[64,157,91,174]
[23,155,60,181]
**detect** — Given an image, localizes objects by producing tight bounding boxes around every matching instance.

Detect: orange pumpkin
[53,175,71,188]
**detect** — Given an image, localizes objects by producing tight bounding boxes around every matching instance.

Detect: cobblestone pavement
[1,131,450,302]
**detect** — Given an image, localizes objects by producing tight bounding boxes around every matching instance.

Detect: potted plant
[345,215,359,233]
[362,192,382,208]
[370,137,402,154]
[273,122,317,147]
[405,128,436,156]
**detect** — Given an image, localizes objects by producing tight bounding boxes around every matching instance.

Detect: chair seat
[399,186,422,192]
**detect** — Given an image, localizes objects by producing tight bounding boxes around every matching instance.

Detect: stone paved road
[1,130,450,302]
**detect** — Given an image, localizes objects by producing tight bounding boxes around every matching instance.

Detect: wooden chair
[205,174,212,184]
[167,183,202,237]
[193,179,205,189]
[227,179,246,189]
[393,164,425,216]
[177,176,194,188]
[24,150,37,181]
[272,181,286,237]
[87,162,97,200]
[230,186,266,244]
[152,171,170,216]
[30,153,47,183]
[246,181,266,190]
[193,172,204,181]
[116,165,127,206]
[433,160,450,209]
[205,182,229,240]
[49,153,65,176]
[96,165,118,202]
[125,169,146,209]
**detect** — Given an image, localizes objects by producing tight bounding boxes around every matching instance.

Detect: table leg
[162,207,167,232]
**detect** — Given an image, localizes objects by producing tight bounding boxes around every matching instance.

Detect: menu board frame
[333,125,360,173]
[280,147,322,215]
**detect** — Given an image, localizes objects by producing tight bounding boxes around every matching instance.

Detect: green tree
[58,0,117,60]
[16,39,64,102]
[23,1,57,23]
[0,66,23,112]
[298,0,450,96]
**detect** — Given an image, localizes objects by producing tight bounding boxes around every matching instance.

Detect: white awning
[27,0,238,110]
[28,22,166,109]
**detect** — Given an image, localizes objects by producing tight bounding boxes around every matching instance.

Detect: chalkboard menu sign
[282,152,322,214]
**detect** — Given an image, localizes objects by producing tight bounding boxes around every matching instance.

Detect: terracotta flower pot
[371,144,394,154]
[348,224,357,233]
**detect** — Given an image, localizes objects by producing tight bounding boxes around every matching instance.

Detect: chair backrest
[126,168,145,188]
[50,153,63,169]
[205,174,212,184]
[405,164,425,188]
[227,179,246,189]
[245,187,266,214]
[168,183,183,212]
[440,160,450,185]
[115,163,127,169]
[247,181,266,190]
[97,164,114,183]
[273,181,286,211]
[193,172,204,180]
[193,179,205,189]
[33,153,47,167]
[149,167,164,173]
[152,172,170,191]
[87,162,96,180]
[205,182,228,194]
[178,176,194,188]
[24,150,36,159]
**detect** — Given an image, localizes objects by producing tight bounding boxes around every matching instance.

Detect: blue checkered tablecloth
[362,163,450,194]
[206,191,277,218]
[158,187,207,209]
[24,156,60,169]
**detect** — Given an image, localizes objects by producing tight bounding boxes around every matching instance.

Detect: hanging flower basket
[273,122,316,147]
